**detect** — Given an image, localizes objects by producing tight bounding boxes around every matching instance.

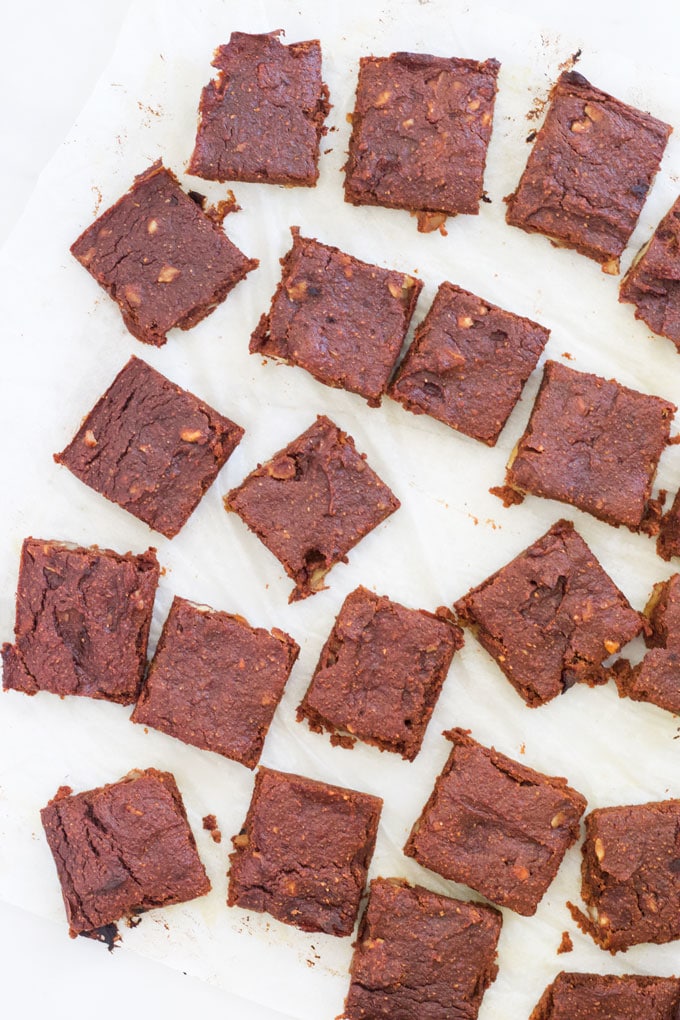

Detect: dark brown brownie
[404,729,586,915]
[658,489,680,561]
[71,161,257,346]
[454,519,642,707]
[55,356,244,539]
[342,878,502,1020]
[227,767,382,936]
[344,52,499,231]
[224,415,400,601]
[613,574,680,715]
[620,195,680,349]
[506,71,672,271]
[503,360,675,531]
[568,800,680,951]
[131,596,299,768]
[297,586,463,760]
[41,769,210,936]
[2,538,158,704]
[389,282,549,444]
[530,972,680,1020]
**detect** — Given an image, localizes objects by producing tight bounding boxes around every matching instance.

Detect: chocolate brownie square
[613,574,680,715]
[132,596,299,768]
[188,32,330,186]
[621,195,680,349]
[342,878,502,1020]
[297,586,463,760]
[404,729,586,915]
[389,282,549,444]
[250,229,422,406]
[2,538,158,704]
[658,489,680,561]
[344,52,499,231]
[227,767,382,936]
[55,356,244,539]
[506,71,671,271]
[530,972,680,1020]
[454,519,642,706]
[41,769,210,936]
[224,415,400,601]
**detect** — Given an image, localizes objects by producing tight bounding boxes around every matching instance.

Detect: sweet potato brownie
[55,356,244,539]
[342,878,502,1020]
[621,195,680,349]
[227,767,382,936]
[297,586,463,760]
[568,800,680,951]
[613,574,680,715]
[131,596,299,768]
[454,519,642,707]
[344,52,499,231]
[2,538,158,704]
[71,161,257,346]
[502,360,675,531]
[530,971,680,1020]
[389,282,549,444]
[404,729,586,915]
[506,71,672,271]
[41,769,210,936]
[224,415,400,601]
[188,32,330,186]
[658,489,680,561]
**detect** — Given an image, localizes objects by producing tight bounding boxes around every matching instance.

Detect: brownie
[506,71,672,271]
[389,282,549,444]
[224,415,400,601]
[658,488,680,561]
[344,52,499,231]
[2,538,158,704]
[342,878,502,1020]
[404,729,586,915]
[55,356,244,539]
[297,586,463,760]
[71,161,257,346]
[503,360,675,531]
[568,800,680,951]
[530,972,680,1020]
[454,519,642,707]
[131,596,299,768]
[227,767,382,936]
[41,769,210,936]
[613,574,680,715]
[620,195,680,349]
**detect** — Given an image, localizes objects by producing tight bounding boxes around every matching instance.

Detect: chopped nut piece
[286,279,309,301]
[267,455,297,480]
[84,430,97,448]
[457,315,474,329]
[374,90,391,107]
[180,428,203,443]
[602,257,620,275]
[594,837,605,861]
[147,218,159,234]
[603,639,620,654]
[157,265,180,283]
[570,118,591,132]
[416,210,448,234]
[124,285,142,307]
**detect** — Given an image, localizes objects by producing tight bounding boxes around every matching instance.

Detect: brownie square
[613,574,680,715]
[454,519,642,707]
[227,767,382,936]
[224,415,400,601]
[188,31,330,186]
[389,282,549,444]
[506,71,671,271]
[530,972,680,1020]
[55,356,244,539]
[2,538,158,704]
[342,878,502,1020]
[568,800,680,951]
[621,195,680,349]
[344,52,499,231]
[503,360,675,531]
[41,769,210,936]
[658,489,680,561]
[250,229,422,406]
[404,729,586,915]
[297,586,463,760]
[131,596,299,768]
[71,161,257,346]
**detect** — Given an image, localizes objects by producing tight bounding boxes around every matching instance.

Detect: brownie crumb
[81,923,121,952]
[557,930,573,954]
[202,814,222,844]
[489,484,525,507]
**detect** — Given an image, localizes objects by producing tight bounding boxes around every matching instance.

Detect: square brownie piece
[224,415,400,601]
[454,519,642,706]
[131,596,299,768]
[621,195,680,349]
[71,161,258,346]
[342,878,502,1020]
[503,360,675,531]
[297,586,463,760]
[41,769,210,936]
[613,574,680,715]
[568,800,680,951]
[2,538,159,704]
[188,31,330,186]
[530,972,680,1020]
[55,356,244,539]
[404,729,586,915]
[658,489,680,560]
[344,52,499,231]
[389,282,549,444]
[227,767,382,936]
[506,71,671,271]
[250,229,422,406]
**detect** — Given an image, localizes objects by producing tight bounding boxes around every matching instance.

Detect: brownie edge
[529,971,680,1020]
